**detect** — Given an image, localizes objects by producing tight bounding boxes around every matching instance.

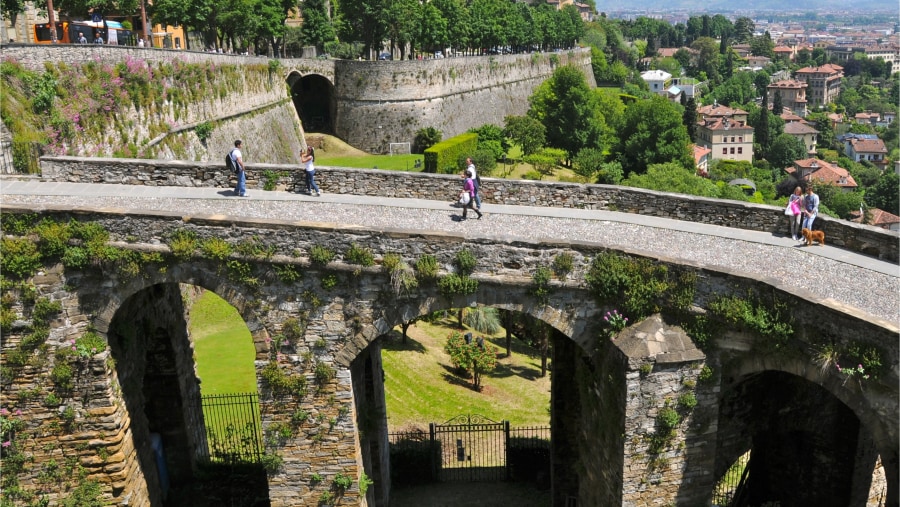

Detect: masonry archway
[287,72,335,134]
[716,368,885,506]
[103,281,268,506]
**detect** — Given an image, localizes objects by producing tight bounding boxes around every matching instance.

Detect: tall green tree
[334,0,386,58]
[148,0,214,50]
[772,90,783,115]
[732,16,754,43]
[417,2,447,54]
[299,0,335,52]
[503,116,545,156]
[613,95,694,176]
[683,96,698,142]
[1,0,26,27]
[767,133,806,170]
[55,0,139,18]
[750,31,775,58]
[690,36,720,84]
[866,172,900,215]
[384,0,418,59]
[434,0,470,54]
[527,65,602,163]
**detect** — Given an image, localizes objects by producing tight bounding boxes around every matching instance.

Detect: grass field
[189,290,257,395]
[189,290,550,431]
[382,317,551,431]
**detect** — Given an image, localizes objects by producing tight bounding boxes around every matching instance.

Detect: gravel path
[2,192,898,325]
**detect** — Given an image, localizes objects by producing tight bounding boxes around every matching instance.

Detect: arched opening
[716,370,880,506]
[289,73,335,135]
[106,283,268,506]
[349,304,595,507]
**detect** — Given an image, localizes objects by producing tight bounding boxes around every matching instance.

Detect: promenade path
[1,179,897,326]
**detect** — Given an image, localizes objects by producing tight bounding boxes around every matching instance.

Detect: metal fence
[388,415,550,485]
[712,451,750,506]
[198,392,263,465]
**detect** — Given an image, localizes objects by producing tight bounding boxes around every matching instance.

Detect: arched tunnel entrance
[347,306,593,507]
[716,370,885,507]
[288,73,335,134]
[106,283,268,506]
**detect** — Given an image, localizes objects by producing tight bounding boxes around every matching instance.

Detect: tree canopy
[612,95,693,176]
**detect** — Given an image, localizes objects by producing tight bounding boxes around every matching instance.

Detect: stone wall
[1,205,897,506]
[330,49,596,152]
[38,156,900,262]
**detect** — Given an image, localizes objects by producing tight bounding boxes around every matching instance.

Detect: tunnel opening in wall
[288,73,335,136]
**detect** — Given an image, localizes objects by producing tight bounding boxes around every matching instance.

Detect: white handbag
[459,192,471,205]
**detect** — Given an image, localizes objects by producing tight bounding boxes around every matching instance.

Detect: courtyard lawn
[189,290,257,395]
[382,317,551,431]
[317,153,424,171]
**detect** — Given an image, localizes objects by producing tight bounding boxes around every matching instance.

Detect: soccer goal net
[389,142,411,156]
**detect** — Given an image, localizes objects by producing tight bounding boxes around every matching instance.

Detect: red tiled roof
[697,104,748,117]
[692,144,711,163]
[788,158,857,188]
[850,208,900,228]
[784,122,818,135]
[796,63,843,75]
[780,112,807,123]
[849,138,887,154]
[698,117,753,131]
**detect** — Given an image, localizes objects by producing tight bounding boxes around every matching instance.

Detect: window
[738,147,743,154]
[731,136,735,143]
[722,148,728,155]
[738,137,743,143]
[730,147,735,154]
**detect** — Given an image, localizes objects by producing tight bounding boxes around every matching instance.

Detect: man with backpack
[227,140,247,197]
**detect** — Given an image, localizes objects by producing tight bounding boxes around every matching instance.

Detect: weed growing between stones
[530,266,553,305]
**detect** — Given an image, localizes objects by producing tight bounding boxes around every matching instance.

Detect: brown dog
[801,228,825,246]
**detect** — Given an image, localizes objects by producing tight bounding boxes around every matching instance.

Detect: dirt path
[389,481,551,507]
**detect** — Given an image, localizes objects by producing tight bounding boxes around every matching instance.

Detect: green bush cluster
[424,132,477,173]
[437,273,478,297]
[707,294,794,350]
[530,267,553,305]
[309,245,336,266]
[261,361,308,398]
[345,243,374,267]
[414,254,439,280]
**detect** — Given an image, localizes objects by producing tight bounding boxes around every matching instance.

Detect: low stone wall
[38,156,900,262]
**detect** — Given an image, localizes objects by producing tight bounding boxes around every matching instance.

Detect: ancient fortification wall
[38,156,900,262]
[331,49,595,152]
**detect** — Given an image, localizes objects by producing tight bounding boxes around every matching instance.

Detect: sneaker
[316,191,322,196]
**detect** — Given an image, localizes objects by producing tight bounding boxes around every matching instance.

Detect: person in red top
[460,171,482,220]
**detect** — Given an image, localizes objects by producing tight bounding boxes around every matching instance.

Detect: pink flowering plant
[603,309,628,339]
[836,363,871,385]
[0,407,25,456]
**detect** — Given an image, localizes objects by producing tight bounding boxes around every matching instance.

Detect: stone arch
[286,70,336,135]
[717,355,896,505]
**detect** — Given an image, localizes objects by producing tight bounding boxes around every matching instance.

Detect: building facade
[795,64,843,108]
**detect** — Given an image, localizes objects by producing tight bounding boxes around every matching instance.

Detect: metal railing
[197,392,263,465]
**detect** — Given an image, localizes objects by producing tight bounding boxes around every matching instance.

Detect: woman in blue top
[801,186,819,233]
[301,146,320,196]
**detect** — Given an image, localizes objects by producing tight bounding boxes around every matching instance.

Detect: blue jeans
[802,212,816,230]
[235,169,246,196]
[305,170,319,193]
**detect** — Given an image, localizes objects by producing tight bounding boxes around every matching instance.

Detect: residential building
[841,135,889,170]
[747,55,772,68]
[696,104,754,163]
[786,158,858,192]
[671,77,704,99]
[774,45,795,60]
[783,122,819,156]
[795,64,843,108]
[692,144,712,177]
[854,111,880,127]
[826,44,900,75]
[768,79,808,117]
[640,69,673,95]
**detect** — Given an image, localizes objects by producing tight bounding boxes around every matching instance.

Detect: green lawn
[382,318,551,431]
[189,290,257,395]
[317,153,424,171]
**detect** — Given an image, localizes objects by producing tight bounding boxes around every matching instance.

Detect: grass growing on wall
[189,290,258,394]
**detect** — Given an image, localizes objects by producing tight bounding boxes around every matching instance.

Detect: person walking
[77,32,87,44]
[460,171,482,220]
[466,157,482,210]
[787,186,803,240]
[801,185,819,233]
[301,146,320,196]
[230,140,247,197]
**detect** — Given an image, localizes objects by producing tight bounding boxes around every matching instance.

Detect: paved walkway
[1,179,897,326]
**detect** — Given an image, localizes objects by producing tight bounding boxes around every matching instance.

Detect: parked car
[378,52,392,60]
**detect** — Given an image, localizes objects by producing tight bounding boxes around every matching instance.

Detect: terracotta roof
[827,113,843,122]
[780,112,807,123]
[788,158,857,188]
[850,208,900,228]
[692,144,711,163]
[768,79,807,89]
[774,46,794,53]
[784,122,818,135]
[796,63,843,75]
[697,104,748,117]
[849,138,888,154]
[854,112,880,120]
[698,117,753,131]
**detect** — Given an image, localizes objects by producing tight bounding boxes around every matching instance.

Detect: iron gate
[388,415,550,484]
[432,414,509,481]
[198,392,263,464]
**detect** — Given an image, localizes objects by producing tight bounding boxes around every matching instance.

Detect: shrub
[657,406,681,432]
[200,237,232,261]
[195,121,213,142]
[551,252,574,280]
[454,249,476,276]
[415,254,439,280]
[1,237,43,279]
[345,243,374,267]
[530,267,553,305]
[309,245,335,266]
[437,274,478,296]
[444,331,497,390]
[414,127,442,154]
[314,361,336,384]
[168,229,198,260]
[677,392,698,411]
[333,473,352,491]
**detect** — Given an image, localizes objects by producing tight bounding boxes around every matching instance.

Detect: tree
[621,162,721,198]
[772,90,783,115]
[612,95,694,176]
[444,331,497,391]
[732,16,754,43]
[690,36,720,84]
[750,31,775,58]
[572,147,605,181]
[683,96,698,142]
[503,116,545,156]
[527,65,602,162]
[384,0,418,59]
[1,0,26,28]
[334,0,386,58]
[148,0,213,50]
[299,0,335,52]
[524,148,566,179]
[767,133,807,170]
[827,189,865,220]
[418,2,448,54]
[414,127,441,154]
[866,172,899,215]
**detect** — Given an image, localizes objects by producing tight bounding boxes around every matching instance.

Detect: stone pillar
[551,334,580,506]
[351,340,390,507]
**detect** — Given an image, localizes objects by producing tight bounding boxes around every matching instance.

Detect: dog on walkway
[801,228,825,246]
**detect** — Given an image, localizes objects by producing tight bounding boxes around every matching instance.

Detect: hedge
[424,133,478,174]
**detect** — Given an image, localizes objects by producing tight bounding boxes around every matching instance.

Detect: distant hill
[595,0,898,14]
